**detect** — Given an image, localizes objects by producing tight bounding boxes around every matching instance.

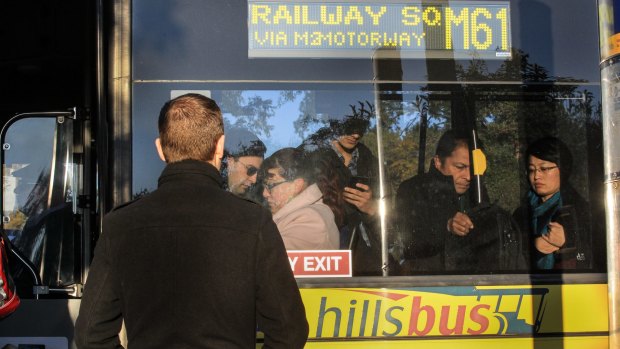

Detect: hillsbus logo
[304,287,549,338]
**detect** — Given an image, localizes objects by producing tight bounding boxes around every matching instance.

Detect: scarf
[528,190,562,269]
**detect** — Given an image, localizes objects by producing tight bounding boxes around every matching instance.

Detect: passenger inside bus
[299,102,385,275]
[220,127,266,199]
[260,147,340,250]
[395,130,523,274]
[513,136,593,270]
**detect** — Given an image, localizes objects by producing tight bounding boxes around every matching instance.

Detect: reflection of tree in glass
[456,49,600,211]
[299,100,374,152]
[133,188,151,200]
[219,90,303,138]
[351,49,600,212]
[293,91,321,140]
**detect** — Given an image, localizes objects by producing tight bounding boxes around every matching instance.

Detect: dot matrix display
[248,1,512,59]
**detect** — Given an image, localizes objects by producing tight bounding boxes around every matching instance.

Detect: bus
[0,0,617,348]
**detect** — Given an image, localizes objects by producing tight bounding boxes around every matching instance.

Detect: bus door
[0,109,94,347]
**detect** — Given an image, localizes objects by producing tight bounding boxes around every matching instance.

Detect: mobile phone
[551,205,576,224]
[348,176,370,191]
[550,204,577,243]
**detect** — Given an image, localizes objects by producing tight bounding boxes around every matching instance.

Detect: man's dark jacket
[75,160,308,349]
[395,165,520,274]
[396,165,468,273]
[341,142,384,276]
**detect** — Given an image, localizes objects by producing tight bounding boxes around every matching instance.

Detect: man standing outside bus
[75,94,308,348]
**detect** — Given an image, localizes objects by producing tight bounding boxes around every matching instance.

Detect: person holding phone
[396,130,524,274]
[396,130,481,273]
[513,136,593,270]
[299,101,384,275]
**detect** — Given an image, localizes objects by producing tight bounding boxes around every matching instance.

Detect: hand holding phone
[347,176,370,191]
[344,176,376,215]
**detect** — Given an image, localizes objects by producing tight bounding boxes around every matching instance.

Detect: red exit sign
[287,250,352,278]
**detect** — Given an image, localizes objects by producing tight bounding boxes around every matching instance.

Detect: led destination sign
[248,1,511,59]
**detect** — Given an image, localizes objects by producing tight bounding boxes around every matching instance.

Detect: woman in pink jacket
[261,148,341,250]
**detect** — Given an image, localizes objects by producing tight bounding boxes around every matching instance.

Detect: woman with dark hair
[309,149,348,229]
[260,148,340,250]
[513,136,592,270]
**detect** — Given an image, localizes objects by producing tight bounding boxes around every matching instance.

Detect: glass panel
[133,83,605,276]
[131,0,604,276]
[388,86,604,275]
[2,117,77,289]
[133,86,388,276]
[133,0,600,84]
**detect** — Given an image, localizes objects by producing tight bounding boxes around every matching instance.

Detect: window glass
[131,0,604,276]
[133,0,600,83]
[2,117,78,290]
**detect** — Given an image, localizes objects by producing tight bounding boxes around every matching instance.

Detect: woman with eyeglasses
[513,136,593,270]
[260,147,340,250]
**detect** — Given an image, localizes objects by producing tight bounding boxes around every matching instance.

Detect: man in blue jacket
[75,93,308,348]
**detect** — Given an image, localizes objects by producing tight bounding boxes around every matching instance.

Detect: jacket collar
[158,159,225,188]
[273,183,323,221]
[427,162,459,194]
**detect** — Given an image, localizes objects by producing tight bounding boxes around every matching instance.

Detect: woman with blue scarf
[514,137,593,270]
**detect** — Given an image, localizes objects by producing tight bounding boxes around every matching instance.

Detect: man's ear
[212,134,225,170]
[433,155,441,171]
[215,135,225,160]
[155,138,166,162]
[292,178,306,194]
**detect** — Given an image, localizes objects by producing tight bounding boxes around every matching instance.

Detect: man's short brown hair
[158,93,224,163]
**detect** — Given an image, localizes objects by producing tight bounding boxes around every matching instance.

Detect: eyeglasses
[263,180,289,192]
[527,166,558,175]
[236,159,258,176]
